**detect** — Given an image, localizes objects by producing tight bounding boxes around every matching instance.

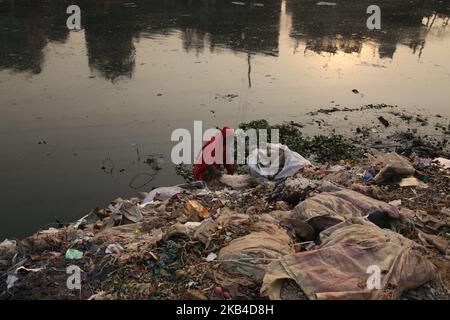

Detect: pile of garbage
[0,148,449,300]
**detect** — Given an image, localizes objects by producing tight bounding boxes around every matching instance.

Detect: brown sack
[261,218,435,300]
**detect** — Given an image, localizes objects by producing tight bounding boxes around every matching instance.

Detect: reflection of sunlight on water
[423,16,450,39]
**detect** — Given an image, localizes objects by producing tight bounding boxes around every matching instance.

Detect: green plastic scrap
[65,249,84,260]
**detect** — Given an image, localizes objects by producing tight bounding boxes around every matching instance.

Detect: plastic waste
[248,143,311,180]
[193,218,217,245]
[372,152,415,183]
[142,186,185,205]
[413,158,431,169]
[362,170,374,182]
[261,218,435,300]
[105,243,124,254]
[269,177,318,206]
[88,291,107,300]
[65,249,84,260]
[167,221,202,238]
[187,200,210,219]
[215,208,250,227]
[16,266,44,273]
[293,182,402,223]
[434,157,450,170]
[73,212,101,229]
[326,165,345,173]
[215,224,293,289]
[399,176,428,188]
[389,200,402,207]
[417,231,449,254]
[109,199,143,224]
[205,252,217,262]
[6,274,19,290]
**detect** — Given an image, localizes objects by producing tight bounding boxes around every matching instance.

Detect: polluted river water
[0,0,449,238]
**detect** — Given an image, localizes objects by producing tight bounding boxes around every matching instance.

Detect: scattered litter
[167,221,202,238]
[327,165,345,173]
[105,243,124,254]
[377,116,390,127]
[142,186,185,204]
[15,266,44,273]
[372,152,415,183]
[434,157,450,170]
[193,219,217,245]
[269,177,318,206]
[187,200,210,219]
[389,200,402,207]
[418,231,449,254]
[0,239,16,250]
[88,291,107,300]
[109,199,143,224]
[6,274,19,290]
[362,170,374,182]
[413,157,431,169]
[65,249,83,260]
[399,176,428,188]
[2,148,448,300]
[205,253,217,262]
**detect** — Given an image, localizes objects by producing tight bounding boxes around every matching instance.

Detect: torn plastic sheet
[215,224,293,288]
[261,218,435,300]
[142,186,186,205]
[372,152,415,184]
[293,182,402,224]
[6,274,18,290]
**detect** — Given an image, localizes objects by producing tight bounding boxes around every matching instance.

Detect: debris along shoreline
[1,119,450,300]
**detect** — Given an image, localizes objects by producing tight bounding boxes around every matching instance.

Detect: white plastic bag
[248,143,311,180]
[142,186,185,205]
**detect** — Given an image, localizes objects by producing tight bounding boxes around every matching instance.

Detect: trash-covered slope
[1,148,449,300]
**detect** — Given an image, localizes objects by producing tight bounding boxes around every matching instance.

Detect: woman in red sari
[192,126,237,181]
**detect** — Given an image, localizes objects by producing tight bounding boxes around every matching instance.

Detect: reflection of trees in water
[0,0,281,79]
[80,0,281,79]
[0,17,46,74]
[173,0,281,56]
[0,0,70,74]
[286,0,449,59]
[82,2,138,81]
[1,0,448,78]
